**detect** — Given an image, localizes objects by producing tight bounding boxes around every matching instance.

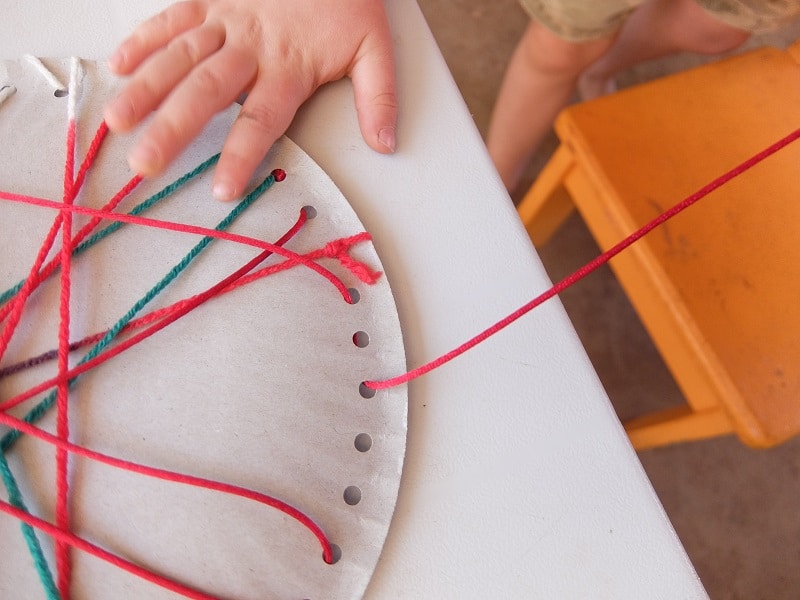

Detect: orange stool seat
[517,42,800,450]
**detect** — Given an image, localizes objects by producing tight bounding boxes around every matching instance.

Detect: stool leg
[625,405,734,450]
[517,144,576,246]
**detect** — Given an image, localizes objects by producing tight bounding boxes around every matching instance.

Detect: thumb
[350,34,398,154]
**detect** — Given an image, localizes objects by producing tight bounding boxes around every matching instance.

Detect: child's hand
[104,0,397,200]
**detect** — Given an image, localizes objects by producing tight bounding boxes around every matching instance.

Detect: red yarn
[0,121,122,336]
[0,408,333,568]
[0,230,377,380]
[0,116,110,600]
[0,174,142,325]
[0,500,220,600]
[0,211,63,360]
[320,235,383,284]
[55,115,77,600]
[0,216,303,414]
[72,121,109,193]
[0,190,357,303]
[366,125,800,390]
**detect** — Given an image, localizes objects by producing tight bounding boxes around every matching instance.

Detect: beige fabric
[518,0,800,41]
[695,0,800,33]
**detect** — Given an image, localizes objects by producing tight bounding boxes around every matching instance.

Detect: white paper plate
[0,57,407,600]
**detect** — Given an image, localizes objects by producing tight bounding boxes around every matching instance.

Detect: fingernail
[128,142,159,176]
[378,126,396,153]
[213,181,237,202]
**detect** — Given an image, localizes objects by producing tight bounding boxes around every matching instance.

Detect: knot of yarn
[321,233,382,285]
[322,238,354,258]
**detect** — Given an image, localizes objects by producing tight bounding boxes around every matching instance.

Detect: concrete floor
[416,1,800,598]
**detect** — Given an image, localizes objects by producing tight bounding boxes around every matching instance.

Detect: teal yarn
[0,153,221,308]
[71,154,222,259]
[1,167,276,453]
[1,166,278,599]
[0,453,60,599]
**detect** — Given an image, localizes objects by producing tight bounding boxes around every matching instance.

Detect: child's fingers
[105,24,226,131]
[211,76,306,201]
[126,45,258,177]
[109,1,208,74]
[350,33,398,154]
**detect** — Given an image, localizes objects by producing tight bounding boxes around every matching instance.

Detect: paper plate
[0,57,407,600]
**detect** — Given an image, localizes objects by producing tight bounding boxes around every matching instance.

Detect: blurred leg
[487,21,615,193]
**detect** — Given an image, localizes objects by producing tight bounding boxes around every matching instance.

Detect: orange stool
[518,42,800,450]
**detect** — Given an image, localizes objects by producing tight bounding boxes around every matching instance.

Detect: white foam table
[0,1,708,598]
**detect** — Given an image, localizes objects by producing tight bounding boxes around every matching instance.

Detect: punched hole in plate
[343,486,362,506]
[302,205,317,219]
[352,331,370,348]
[359,382,376,399]
[354,433,373,453]
[347,288,360,304]
[54,88,68,98]
[323,543,342,565]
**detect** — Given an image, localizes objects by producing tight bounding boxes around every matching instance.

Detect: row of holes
[337,274,374,565]
[354,330,376,402]
[306,204,378,567]
[342,432,372,508]
[328,438,368,565]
